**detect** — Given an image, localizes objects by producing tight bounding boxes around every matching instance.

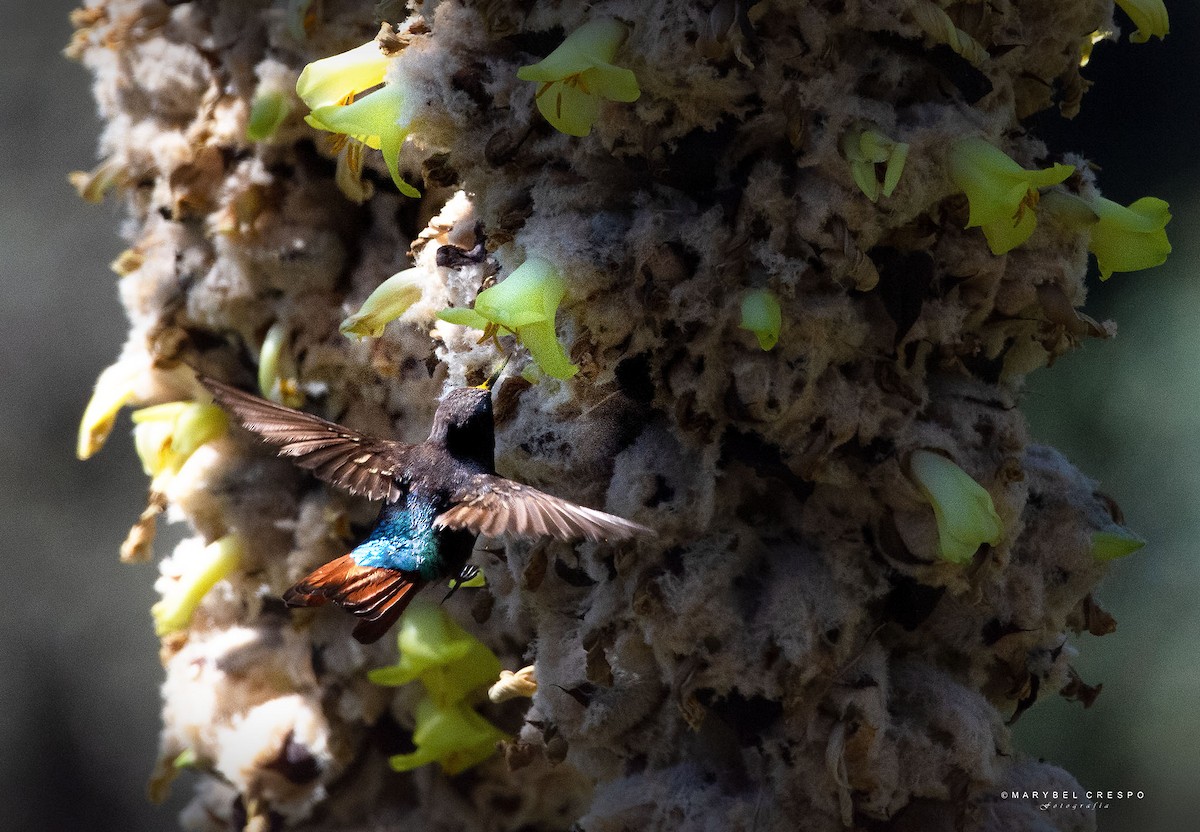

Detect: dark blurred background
[3,3,1196,831]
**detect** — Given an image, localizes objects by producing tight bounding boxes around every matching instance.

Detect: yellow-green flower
[68,157,125,204]
[1086,196,1171,280]
[297,41,390,110]
[297,40,418,198]
[387,695,507,775]
[78,359,141,459]
[438,257,579,379]
[257,321,304,407]
[517,18,640,137]
[910,449,1003,564]
[132,401,228,491]
[841,128,909,202]
[1115,0,1169,43]
[152,535,243,636]
[1091,529,1146,561]
[339,268,424,338]
[739,289,782,351]
[247,88,291,142]
[368,600,501,707]
[949,137,1074,255]
[369,602,508,775]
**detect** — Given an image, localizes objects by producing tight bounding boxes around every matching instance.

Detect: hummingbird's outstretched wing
[199,376,407,502]
[434,474,653,542]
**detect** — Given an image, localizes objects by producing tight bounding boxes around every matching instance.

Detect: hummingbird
[198,367,651,643]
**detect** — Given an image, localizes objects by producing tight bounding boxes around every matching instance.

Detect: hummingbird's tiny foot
[443,564,481,603]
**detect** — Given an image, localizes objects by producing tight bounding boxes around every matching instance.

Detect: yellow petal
[133,416,177,478]
[296,41,389,109]
[341,269,424,338]
[388,696,506,774]
[910,450,1003,564]
[534,79,602,137]
[247,89,290,142]
[740,289,782,351]
[437,307,492,330]
[1114,0,1169,43]
[1087,196,1172,279]
[583,63,641,103]
[518,19,637,135]
[881,142,909,197]
[78,360,140,459]
[132,402,227,483]
[1091,529,1146,561]
[517,319,580,379]
[516,18,629,81]
[474,257,565,328]
[258,321,303,406]
[368,600,502,706]
[980,206,1038,256]
[950,138,1073,228]
[309,85,418,196]
[151,536,243,636]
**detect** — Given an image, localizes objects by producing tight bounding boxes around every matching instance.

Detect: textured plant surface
[70,0,1166,829]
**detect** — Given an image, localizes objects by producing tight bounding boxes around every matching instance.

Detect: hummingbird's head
[429,386,496,467]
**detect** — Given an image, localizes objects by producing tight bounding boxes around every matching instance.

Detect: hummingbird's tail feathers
[283,554,423,644]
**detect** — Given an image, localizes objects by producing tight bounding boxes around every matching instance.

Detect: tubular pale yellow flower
[739,289,782,351]
[1085,196,1171,280]
[297,41,419,197]
[78,360,141,459]
[257,321,303,407]
[910,449,1003,564]
[296,41,389,110]
[1091,529,1146,561]
[367,600,502,707]
[517,18,640,137]
[1114,0,1169,44]
[949,138,1074,255]
[132,401,228,491]
[841,129,909,202]
[68,156,125,204]
[307,84,418,197]
[340,268,424,338]
[387,695,508,775]
[438,257,579,379]
[151,535,243,636]
[488,665,538,703]
[246,88,291,142]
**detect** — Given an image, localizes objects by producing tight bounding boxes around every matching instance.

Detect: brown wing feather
[434,474,653,542]
[199,375,406,502]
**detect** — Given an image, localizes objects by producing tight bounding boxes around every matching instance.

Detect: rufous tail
[283,554,424,644]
